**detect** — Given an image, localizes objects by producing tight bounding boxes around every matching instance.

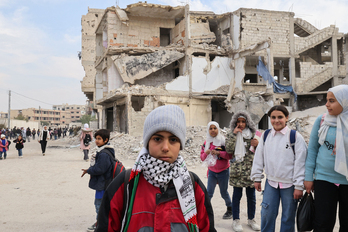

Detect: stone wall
[238,9,292,55]
[300,62,333,79]
[107,13,175,48]
[171,19,186,45]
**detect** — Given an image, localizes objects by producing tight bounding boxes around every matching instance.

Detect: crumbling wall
[165,56,233,93]
[112,50,184,84]
[171,19,186,45]
[135,64,175,87]
[300,62,333,79]
[108,61,124,91]
[238,9,292,55]
[107,12,175,48]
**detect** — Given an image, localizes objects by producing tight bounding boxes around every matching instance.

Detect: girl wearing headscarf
[80,123,93,161]
[225,110,260,231]
[200,121,233,220]
[304,84,348,231]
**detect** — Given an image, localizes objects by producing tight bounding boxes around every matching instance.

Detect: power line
[11,90,54,106]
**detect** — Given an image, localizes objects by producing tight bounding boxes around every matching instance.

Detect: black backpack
[103,149,125,189]
[83,134,92,146]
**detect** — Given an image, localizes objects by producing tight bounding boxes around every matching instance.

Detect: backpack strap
[263,129,271,143]
[289,129,296,154]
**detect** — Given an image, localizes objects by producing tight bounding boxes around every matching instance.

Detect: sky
[0,0,347,113]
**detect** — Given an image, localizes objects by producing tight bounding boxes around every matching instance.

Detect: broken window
[131,96,145,112]
[116,105,127,133]
[244,56,259,83]
[106,107,114,132]
[258,114,269,130]
[223,28,230,35]
[273,58,290,84]
[174,61,180,78]
[160,28,171,47]
[211,99,232,128]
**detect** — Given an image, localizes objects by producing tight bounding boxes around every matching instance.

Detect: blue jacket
[305,115,348,185]
[87,147,115,191]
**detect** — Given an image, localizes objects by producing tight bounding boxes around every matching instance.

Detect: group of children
[81,84,348,232]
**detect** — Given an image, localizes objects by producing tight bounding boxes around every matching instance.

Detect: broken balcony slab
[125,2,185,19]
[111,50,185,84]
[190,22,216,44]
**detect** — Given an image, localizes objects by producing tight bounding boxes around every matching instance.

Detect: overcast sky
[0,0,347,113]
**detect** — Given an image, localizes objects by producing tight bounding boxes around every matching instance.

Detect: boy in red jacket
[96,105,216,232]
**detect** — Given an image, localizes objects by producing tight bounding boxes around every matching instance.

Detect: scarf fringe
[188,215,199,232]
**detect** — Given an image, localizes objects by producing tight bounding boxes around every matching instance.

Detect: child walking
[200,121,233,220]
[251,105,307,232]
[304,85,348,231]
[81,129,123,232]
[80,123,93,161]
[13,135,25,158]
[225,110,260,231]
[96,105,216,232]
[0,134,9,160]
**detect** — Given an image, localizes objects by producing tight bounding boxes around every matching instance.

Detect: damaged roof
[125,2,185,19]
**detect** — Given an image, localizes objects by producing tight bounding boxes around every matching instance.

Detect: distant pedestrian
[58,127,62,139]
[0,134,9,160]
[37,129,40,138]
[26,127,31,142]
[80,124,93,161]
[13,135,25,158]
[32,128,36,140]
[38,126,50,156]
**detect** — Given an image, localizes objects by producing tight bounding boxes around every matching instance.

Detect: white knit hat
[143,105,186,149]
[1,134,5,138]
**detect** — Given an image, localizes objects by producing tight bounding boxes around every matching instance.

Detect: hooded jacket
[87,146,115,191]
[226,110,257,188]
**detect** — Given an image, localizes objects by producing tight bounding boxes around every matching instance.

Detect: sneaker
[43,153,45,156]
[223,207,233,219]
[87,222,97,231]
[247,219,261,231]
[232,219,243,232]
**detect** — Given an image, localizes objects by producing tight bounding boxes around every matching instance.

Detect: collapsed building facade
[81,3,347,136]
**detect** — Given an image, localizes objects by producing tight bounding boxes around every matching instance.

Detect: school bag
[83,133,92,146]
[263,129,296,153]
[102,149,125,189]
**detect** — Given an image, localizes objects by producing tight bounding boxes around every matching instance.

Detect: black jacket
[13,138,25,150]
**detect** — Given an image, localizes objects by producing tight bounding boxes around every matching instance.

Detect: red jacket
[0,139,9,152]
[96,171,216,232]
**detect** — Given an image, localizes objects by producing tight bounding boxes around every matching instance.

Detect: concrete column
[289,13,298,110]
[332,29,339,86]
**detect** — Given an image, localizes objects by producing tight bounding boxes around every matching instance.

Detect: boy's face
[95,135,108,147]
[148,131,181,164]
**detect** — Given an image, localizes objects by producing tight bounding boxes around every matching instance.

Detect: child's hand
[254,182,262,192]
[293,189,303,199]
[205,149,211,155]
[250,138,259,147]
[211,150,220,156]
[81,169,88,177]
[233,127,242,134]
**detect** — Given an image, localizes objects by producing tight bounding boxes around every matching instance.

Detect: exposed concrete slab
[165,56,233,93]
[111,50,184,84]
[125,3,185,19]
[190,23,216,44]
[115,7,129,22]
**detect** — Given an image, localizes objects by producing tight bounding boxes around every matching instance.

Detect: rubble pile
[288,116,311,143]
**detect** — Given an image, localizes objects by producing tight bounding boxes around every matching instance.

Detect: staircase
[294,18,318,37]
[296,67,333,93]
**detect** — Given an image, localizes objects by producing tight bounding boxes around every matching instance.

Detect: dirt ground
[0,137,339,231]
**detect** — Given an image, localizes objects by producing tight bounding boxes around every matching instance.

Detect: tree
[41,121,49,126]
[80,114,96,125]
[14,113,29,122]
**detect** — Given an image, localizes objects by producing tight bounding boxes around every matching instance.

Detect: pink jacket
[80,130,93,150]
[200,141,232,173]
[0,139,9,152]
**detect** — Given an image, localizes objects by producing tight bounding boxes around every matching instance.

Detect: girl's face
[18,135,22,140]
[209,125,218,137]
[326,91,343,116]
[236,117,246,130]
[270,110,288,131]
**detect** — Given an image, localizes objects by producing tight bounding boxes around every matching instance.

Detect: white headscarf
[318,85,348,179]
[234,117,252,162]
[205,121,225,152]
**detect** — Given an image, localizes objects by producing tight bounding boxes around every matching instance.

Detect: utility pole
[8,90,11,129]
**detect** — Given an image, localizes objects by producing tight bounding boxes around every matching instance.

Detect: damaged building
[81,3,347,136]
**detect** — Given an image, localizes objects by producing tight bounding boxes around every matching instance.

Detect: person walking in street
[13,135,25,158]
[0,134,10,160]
[26,127,31,142]
[80,124,93,161]
[32,128,36,140]
[38,126,50,156]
